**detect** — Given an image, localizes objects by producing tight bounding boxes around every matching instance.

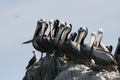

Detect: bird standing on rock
[25,51,37,69]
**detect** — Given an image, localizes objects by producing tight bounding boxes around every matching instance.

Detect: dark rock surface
[23,54,120,80]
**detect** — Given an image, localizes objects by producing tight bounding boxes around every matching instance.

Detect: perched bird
[96,28,110,52]
[25,51,37,69]
[23,19,48,58]
[75,27,117,71]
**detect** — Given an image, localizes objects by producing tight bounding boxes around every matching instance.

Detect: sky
[0,0,120,80]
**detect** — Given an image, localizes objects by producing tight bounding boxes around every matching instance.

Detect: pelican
[62,27,91,65]
[68,32,77,41]
[96,28,109,52]
[25,51,37,69]
[58,23,72,62]
[76,27,92,65]
[23,19,48,58]
[75,27,117,71]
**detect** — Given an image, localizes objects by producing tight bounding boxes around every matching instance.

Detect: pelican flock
[23,19,120,73]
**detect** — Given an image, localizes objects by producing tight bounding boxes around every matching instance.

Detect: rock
[23,55,120,80]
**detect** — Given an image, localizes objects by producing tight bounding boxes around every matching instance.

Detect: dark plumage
[68,32,77,41]
[114,37,120,71]
[106,45,113,53]
[26,51,37,69]
[23,19,49,60]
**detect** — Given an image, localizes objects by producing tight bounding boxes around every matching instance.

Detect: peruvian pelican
[59,23,72,62]
[96,28,110,52]
[23,19,48,58]
[89,30,112,53]
[25,51,37,69]
[61,27,91,65]
[75,27,117,71]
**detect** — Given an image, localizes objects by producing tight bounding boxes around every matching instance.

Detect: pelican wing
[91,49,117,65]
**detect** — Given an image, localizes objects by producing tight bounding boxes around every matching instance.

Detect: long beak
[22,39,33,44]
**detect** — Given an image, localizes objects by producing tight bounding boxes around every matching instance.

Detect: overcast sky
[0,0,120,80]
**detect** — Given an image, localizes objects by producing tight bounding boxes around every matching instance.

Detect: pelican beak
[22,39,33,44]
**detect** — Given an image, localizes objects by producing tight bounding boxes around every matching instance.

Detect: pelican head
[40,18,47,22]
[61,22,67,26]
[22,20,43,44]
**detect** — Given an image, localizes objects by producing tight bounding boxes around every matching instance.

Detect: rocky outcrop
[23,54,120,80]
